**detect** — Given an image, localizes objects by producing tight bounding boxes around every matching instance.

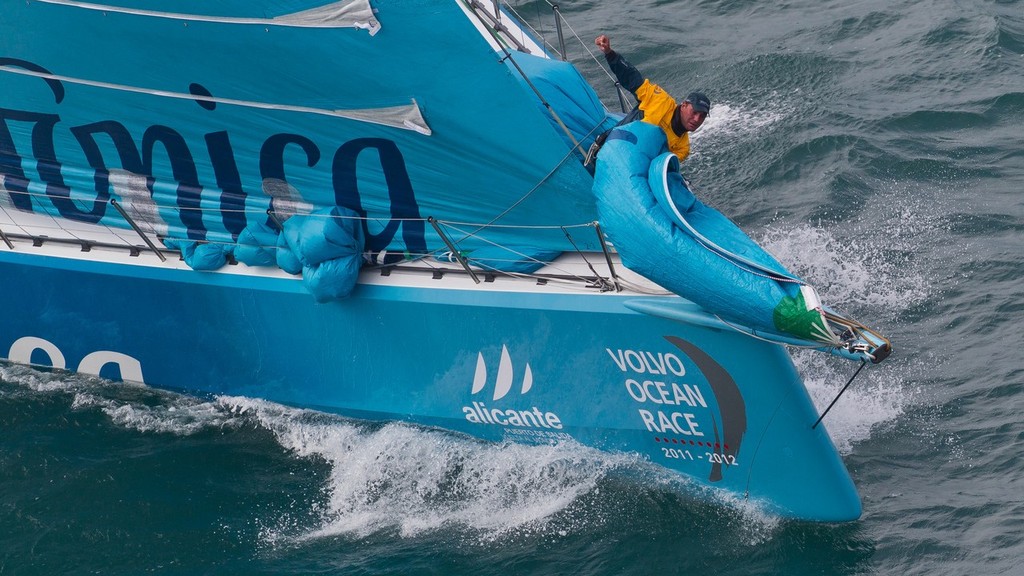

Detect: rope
[431,219,603,286]
[447,121,604,245]
[811,361,868,429]
[508,0,637,113]
[561,225,613,290]
[504,1,619,85]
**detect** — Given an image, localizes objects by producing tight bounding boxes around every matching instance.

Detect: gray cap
[684,92,711,114]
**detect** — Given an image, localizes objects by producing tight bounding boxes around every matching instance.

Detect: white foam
[753,215,932,452]
[794,350,916,454]
[79,394,238,435]
[759,222,931,312]
[0,363,80,395]
[693,100,786,141]
[3,366,801,541]
[218,396,637,540]
[688,99,788,163]
[222,394,807,545]
[0,363,240,435]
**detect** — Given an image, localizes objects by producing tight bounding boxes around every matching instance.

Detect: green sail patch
[773,289,835,344]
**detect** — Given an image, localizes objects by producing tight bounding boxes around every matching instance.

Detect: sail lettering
[142,125,207,240]
[333,138,427,261]
[1,59,424,255]
[72,119,146,200]
[0,106,41,212]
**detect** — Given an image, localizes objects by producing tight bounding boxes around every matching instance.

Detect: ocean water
[2,0,1023,574]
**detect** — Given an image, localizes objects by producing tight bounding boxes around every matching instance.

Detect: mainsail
[0,0,607,267]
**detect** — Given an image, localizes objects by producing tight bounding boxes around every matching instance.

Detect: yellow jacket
[635,79,690,161]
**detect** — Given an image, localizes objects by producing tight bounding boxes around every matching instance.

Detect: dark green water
[3,0,1023,574]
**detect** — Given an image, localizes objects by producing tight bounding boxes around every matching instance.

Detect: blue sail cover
[0,0,609,277]
[593,122,836,343]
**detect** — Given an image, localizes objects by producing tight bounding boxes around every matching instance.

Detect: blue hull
[0,248,860,521]
[0,0,865,521]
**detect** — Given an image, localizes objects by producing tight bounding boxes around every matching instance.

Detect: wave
[755,213,935,453]
[218,396,784,543]
[0,363,793,545]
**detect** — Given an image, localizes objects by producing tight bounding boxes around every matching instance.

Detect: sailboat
[0,0,890,521]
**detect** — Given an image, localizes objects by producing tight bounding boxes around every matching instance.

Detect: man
[595,34,710,162]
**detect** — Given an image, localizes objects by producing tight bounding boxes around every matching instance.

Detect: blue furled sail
[593,122,891,363]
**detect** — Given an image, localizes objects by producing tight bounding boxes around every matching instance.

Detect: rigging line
[504,1,610,80]
[432,220,594,230]
[561,226,613,290]
[462,2,587,157]
[447,137,584,244]
[429,217,480,283]
[544,2,620,86]
[505,0,618,89]
[823,309,885,339]
[9,185,590,231]
[109,198,166,261]
[495,2,537,56]
[438,220,603,285]
[0,203,20,249]
[438,220,555,265]
[683,222,803,284]
[617,278,672,295]
[657,175,803,285]
[811,361,868,429]
[115,198,161,236]
[502,53,586,157]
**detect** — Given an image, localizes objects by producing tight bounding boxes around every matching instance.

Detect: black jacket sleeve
[605,50,645,95]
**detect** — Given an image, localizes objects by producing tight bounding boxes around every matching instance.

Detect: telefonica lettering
[0,58,426,259]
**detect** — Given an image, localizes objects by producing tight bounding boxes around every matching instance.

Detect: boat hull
[0,248,860,521]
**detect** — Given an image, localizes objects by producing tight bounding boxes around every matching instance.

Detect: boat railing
[0,198,641,293]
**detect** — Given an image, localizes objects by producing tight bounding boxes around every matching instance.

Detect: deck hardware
[429,217,480,284]
[594,222,621,291]
[110,198,166,262]
[563,225,614,292]
[266,209,286,232]
[552,4,566,61]
[0,226,13,249]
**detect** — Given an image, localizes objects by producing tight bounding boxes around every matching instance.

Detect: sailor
[594,34,710,163]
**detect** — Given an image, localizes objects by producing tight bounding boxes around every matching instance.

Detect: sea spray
[218,396,631,540]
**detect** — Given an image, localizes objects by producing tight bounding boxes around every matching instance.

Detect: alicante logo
[471,344,532,401]
[462,345,563,430]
